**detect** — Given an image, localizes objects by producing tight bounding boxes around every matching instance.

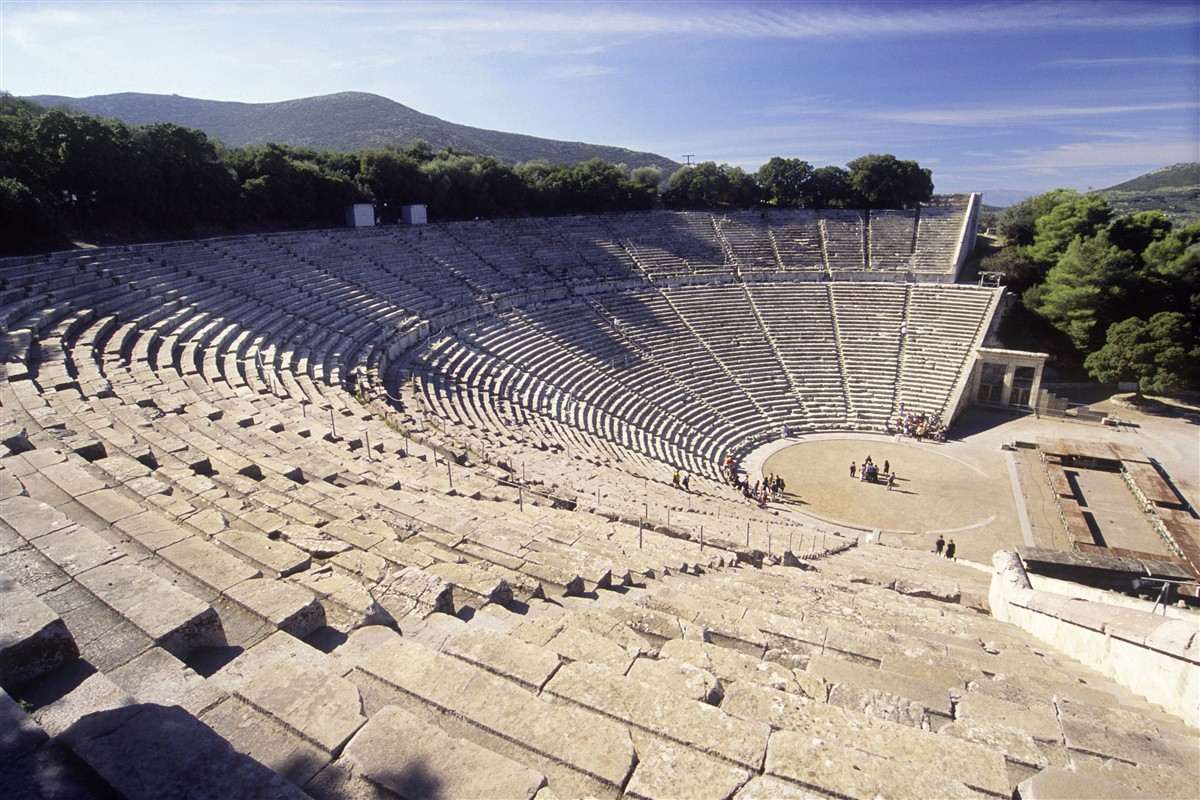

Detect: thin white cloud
[1012,139,1200,170]
[543,63,617,80]
[1047,55,1200,67]
[190,0,1198,39]
[869,101,1200,126]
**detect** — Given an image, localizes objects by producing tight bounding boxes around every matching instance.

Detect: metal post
[700,526,703,551]
[330,408,337,439]
[364,430,371,461]
[519,485,523,511]
[638,518,643,549]
[768,528,772,555]
[596,485,600,507]
[667,507,671,527]
[746,521,750,547]
[446,458,453,489]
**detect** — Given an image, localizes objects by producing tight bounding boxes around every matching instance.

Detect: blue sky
[2,0,1197,196]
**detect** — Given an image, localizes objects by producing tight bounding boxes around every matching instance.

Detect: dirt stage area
[750,398,1199,566]
[761,436,1018,562]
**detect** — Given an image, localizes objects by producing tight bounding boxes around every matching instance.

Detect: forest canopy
[1,94,935,254]
[983,190,1199,392]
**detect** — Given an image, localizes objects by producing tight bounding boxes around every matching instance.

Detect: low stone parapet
[989,550,1200,728]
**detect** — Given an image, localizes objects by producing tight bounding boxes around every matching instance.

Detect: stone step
[806,652,953,728]
[309,705,546,800]
[158,537,262,595]
[59,701,309,800]
[441,625,562,691]
[106,646,225,716]
[723,680,1009,797]
[625,738,752,800]
[764,728,977,799]
[510,615,638,672]
[0,569,79,687]
[74,559,223,659]
[223,578,326,639]
[659,637,799,695]
[215,528,310,577]
[353,636,635,799]
[424,560,514,606]
[543,660,769,770]
[2,686,119,799]
[627,655,724,704]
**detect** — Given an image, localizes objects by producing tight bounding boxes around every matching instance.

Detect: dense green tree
[0,177,57,252]
[358,149,429,221]
[756,157,814,207]
[629,165,663,191]
[845,154,932,209]
[1025,231,1139,351]
[132,123,239,231]
[234,143,362,225]
[996,189,1077,246]
[34,110,140,229]
[1026,193,1112,265]
[1140,222,1200,327]
[1107,210,1173,256]
[1084,312,1197,394]
[403,139,436,163]
[422,153,527,219]
[662,162,760,209]
[0,95,48,189]
[978,246,1040,293]
[0,95,968,254]
[807,166,853,209]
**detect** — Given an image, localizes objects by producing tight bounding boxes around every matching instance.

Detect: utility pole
[682,154,696,166]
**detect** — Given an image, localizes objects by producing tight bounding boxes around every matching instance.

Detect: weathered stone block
[0,571,79,686]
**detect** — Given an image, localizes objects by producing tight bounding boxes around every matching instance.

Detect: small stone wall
[989,551,1200,728]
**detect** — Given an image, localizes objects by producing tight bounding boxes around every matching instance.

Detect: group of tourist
[731,473,785,505]
[934,535,957,560]
[849,455,896,490]
[720,454,789,506]
[890,409,946,441]
[671,469,692,492]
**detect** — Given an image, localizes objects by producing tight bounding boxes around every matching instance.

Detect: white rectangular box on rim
[345,203,375,228]
[401,204,428,225]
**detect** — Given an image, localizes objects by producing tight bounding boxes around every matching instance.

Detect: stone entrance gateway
[967,347,1048,410]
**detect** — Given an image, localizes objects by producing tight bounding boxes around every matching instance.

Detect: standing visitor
[849,462,856,478]
[682,473,691,492]
[945,539,956,560]
[934,535,944,555]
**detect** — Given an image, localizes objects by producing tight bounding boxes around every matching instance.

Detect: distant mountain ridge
[26,91,680,172]
[1102,163,1200,193]
[1096,163,1200,225]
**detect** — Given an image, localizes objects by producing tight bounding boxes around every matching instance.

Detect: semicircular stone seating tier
[1,208,1196,800]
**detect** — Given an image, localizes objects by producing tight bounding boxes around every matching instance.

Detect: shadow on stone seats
[16,658,100,711]
[185,644,244,679]
[303,626,349,654]
[58,703,314,799]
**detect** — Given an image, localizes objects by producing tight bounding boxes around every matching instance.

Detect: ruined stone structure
[1,207,1195,798]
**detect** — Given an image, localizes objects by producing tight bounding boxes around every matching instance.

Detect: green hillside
[26,91,680,173]
[1091,163,1200,225]
[1102,162,1200,193]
